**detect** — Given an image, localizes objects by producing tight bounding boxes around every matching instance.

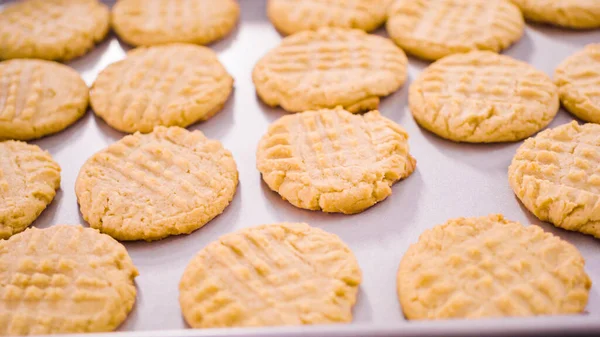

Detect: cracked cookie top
[509,121,600,238]
[256,107,415,214]
[409,51,559,143]
[252,27,407,113]
[179,222,362,327]
[75,126,238,241]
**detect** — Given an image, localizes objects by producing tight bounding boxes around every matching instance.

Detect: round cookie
[555,44,600,123]
[0,0,109,61]
[111,0,240,47]
[0,225,138,335]
[0,141,61,239]
[510,0,600,29]
[253,28,407,113]
[256,107,416,214]
[0,59,89,140]
[179,222,362,327]
[75,126,238,241]
[410,51,559,143]
[509,121,600,238]
[397,214,591,320]
[386,0,524,61]
[90,44,233,133]
[267,0,392,35]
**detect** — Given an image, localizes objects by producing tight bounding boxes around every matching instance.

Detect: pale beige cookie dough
[386,0,524,61]
[0,225,138,335]
[90,44,233,133]
[253,28,407,113]
[0,59,89,140]
[555,44,600,123]
[267,0,392,35]
[179,222,362,328]
[256,107,415,214]
[398,214,591,320]
[410,51,559,143]
[510,0,600,29]
[509,121,600,238]
[111,0,240,47]
[0,141,61,240]
[0,0,109,61]
[75,126,238,241]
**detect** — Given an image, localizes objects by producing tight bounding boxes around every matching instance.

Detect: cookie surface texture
[252,28,407,113]
[555,44,600,123]
[0,59,89,140]
[267,0,392,35]
[386,0,524,61]
[0,141,61,239]
[256,107,416,214]
[179,222,362,327]
[510,0,600,29]
[90,44,233,133]
[409,51,559,143]
[111,0,240,47]
[397,214,591,320]
[75,126,238,241]
[0,225,138,335]
[509,121,600,238]
[0,0,109,61]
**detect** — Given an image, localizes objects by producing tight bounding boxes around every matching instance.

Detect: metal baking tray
[2,0,599,336]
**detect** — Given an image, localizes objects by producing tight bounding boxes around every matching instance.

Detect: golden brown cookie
[510,0,600,29]
[0,225,138,335]
[386,0,524,61]
[410,51,559,143]
[267,0,392,35]
[111,0,240,47]
[0,141,61,239]
[253,28,407,113]
[256,107,415,214]
[555,44,600,123]
[0,59,88,140]
[90,44,233,133]
[509,121,600,238]
[398,214,591,319]
[179,222,361,327]
[0,0,109,61]
[75,126,238,241]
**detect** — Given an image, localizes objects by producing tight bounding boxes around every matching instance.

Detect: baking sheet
[1,0,599,336]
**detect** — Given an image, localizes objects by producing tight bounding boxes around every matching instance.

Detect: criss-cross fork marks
[555,44,600,120]
[0,62,42,123]
[410,51,558,142]
[92,44,232,133]
[268,0,390,33]
[112,0,238,45]
[0,141,60,239]
[509,122,600,237]
[513,124,600,195]
[253,28,407,112]
[75,127,238,240]
[387,0,523,60]
[180,223,361,328]
[257,108,415,213]
[0,226,137,335]
[398,215,591,319]
[420,54,556,108]
[0,0,109,61]
[264,29,405,80]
